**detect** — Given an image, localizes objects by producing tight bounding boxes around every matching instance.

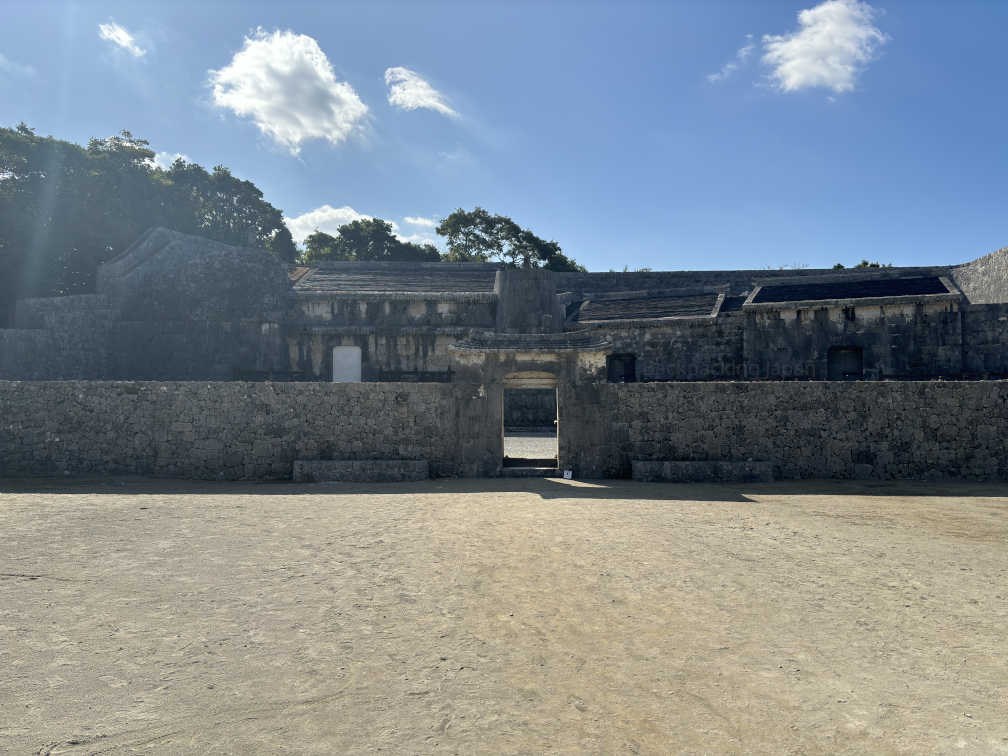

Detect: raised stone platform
[632,460,774,483]
[293,460,429,483]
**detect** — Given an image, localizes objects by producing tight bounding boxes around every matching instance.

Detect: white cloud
[762,0,888,94]
[0,52,35,77]
[285,204,371,244]
[403,216,437,228]
[98,22,147,57]
[385,67,458,118]
[150,151,190,170]
[398,232,440,247]
[707,34,755,83]
[209,29,368,154]
[285,204,444,248]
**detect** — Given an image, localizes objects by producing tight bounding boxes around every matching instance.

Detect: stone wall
[97,227,290,323]
[559,381,1008,480]
[961,303,1008,375]
[0,295,113,379]
[290,294,496,329]
[952,246,1008,304]
[584,314,746,380]
[0,229,290,381]
[5,379,1008,482]
[742,302,963,379]
[288,329,466,380]
[0,381,498,480]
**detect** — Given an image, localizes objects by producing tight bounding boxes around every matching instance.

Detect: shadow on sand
[2,475,1006,503]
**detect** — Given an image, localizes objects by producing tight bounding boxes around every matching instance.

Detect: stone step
[499,466,562,478]
[293,459,429,483]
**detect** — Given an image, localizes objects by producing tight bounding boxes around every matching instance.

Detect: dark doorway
[607,353,637,383]
[828,346,863,380]
[502,387,557,466]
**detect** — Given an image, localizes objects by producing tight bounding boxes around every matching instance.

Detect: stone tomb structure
[3,227,1008,480]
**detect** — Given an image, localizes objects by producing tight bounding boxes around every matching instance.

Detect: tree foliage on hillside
[301,218,441,263]
[0,123,296,324]
[436,206,584,271]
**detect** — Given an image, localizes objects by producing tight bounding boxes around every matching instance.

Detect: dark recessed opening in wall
[502,387,558,467]
[607,353,637,383]
[828,346,863,380]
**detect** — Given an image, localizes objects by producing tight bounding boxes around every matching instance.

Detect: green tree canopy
[436,206,584,271]
[301,218,441,263]
[0,124,297,324]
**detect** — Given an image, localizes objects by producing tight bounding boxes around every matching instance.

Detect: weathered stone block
[292,459,429,483]
[632,460,774,483]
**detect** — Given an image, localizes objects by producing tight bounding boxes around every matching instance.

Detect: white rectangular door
[332,346,362,382]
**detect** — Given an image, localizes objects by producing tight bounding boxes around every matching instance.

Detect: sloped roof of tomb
[570,292,720,322]
[553,265,954,298]
[751,276,950,304]
[291,261,499,294]
[288,266,312,284]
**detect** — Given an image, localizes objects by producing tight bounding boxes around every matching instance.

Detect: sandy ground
[503,432,557,461]
[1,477,1007,755]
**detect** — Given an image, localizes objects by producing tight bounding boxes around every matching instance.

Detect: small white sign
[563,469,573,479]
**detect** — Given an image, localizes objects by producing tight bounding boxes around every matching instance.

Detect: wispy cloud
[209,29,368,154]
[385,67,458,118]
[98,22,147,57]
[149,151,190,170]
[707,34,754,83]
[0,52,35,77]
[762,0,888,94]
[403,216,438,228]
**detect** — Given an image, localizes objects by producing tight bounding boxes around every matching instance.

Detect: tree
[436,206,584,270]
[162,160,297,261]
[0,124,299,323]
[300,218,441,264]
[854,259,892,268]
[302,231,343,263]
[833,260,893,270]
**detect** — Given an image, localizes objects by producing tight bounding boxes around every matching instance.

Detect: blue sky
[1,0,1006,271]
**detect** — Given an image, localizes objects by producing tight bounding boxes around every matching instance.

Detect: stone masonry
[560,380,1008,480]
[0,381,497,480]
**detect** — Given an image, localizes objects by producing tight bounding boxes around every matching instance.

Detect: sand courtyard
[1,477,1006,754]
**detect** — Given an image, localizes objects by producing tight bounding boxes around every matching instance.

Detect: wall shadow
[2,475,1006,503]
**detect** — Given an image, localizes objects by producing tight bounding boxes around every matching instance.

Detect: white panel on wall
[332,346,362,383]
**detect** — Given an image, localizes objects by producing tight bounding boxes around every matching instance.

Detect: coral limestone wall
[5,379,1008,482]
[560,381,1008,480]
[0,381,498,479]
